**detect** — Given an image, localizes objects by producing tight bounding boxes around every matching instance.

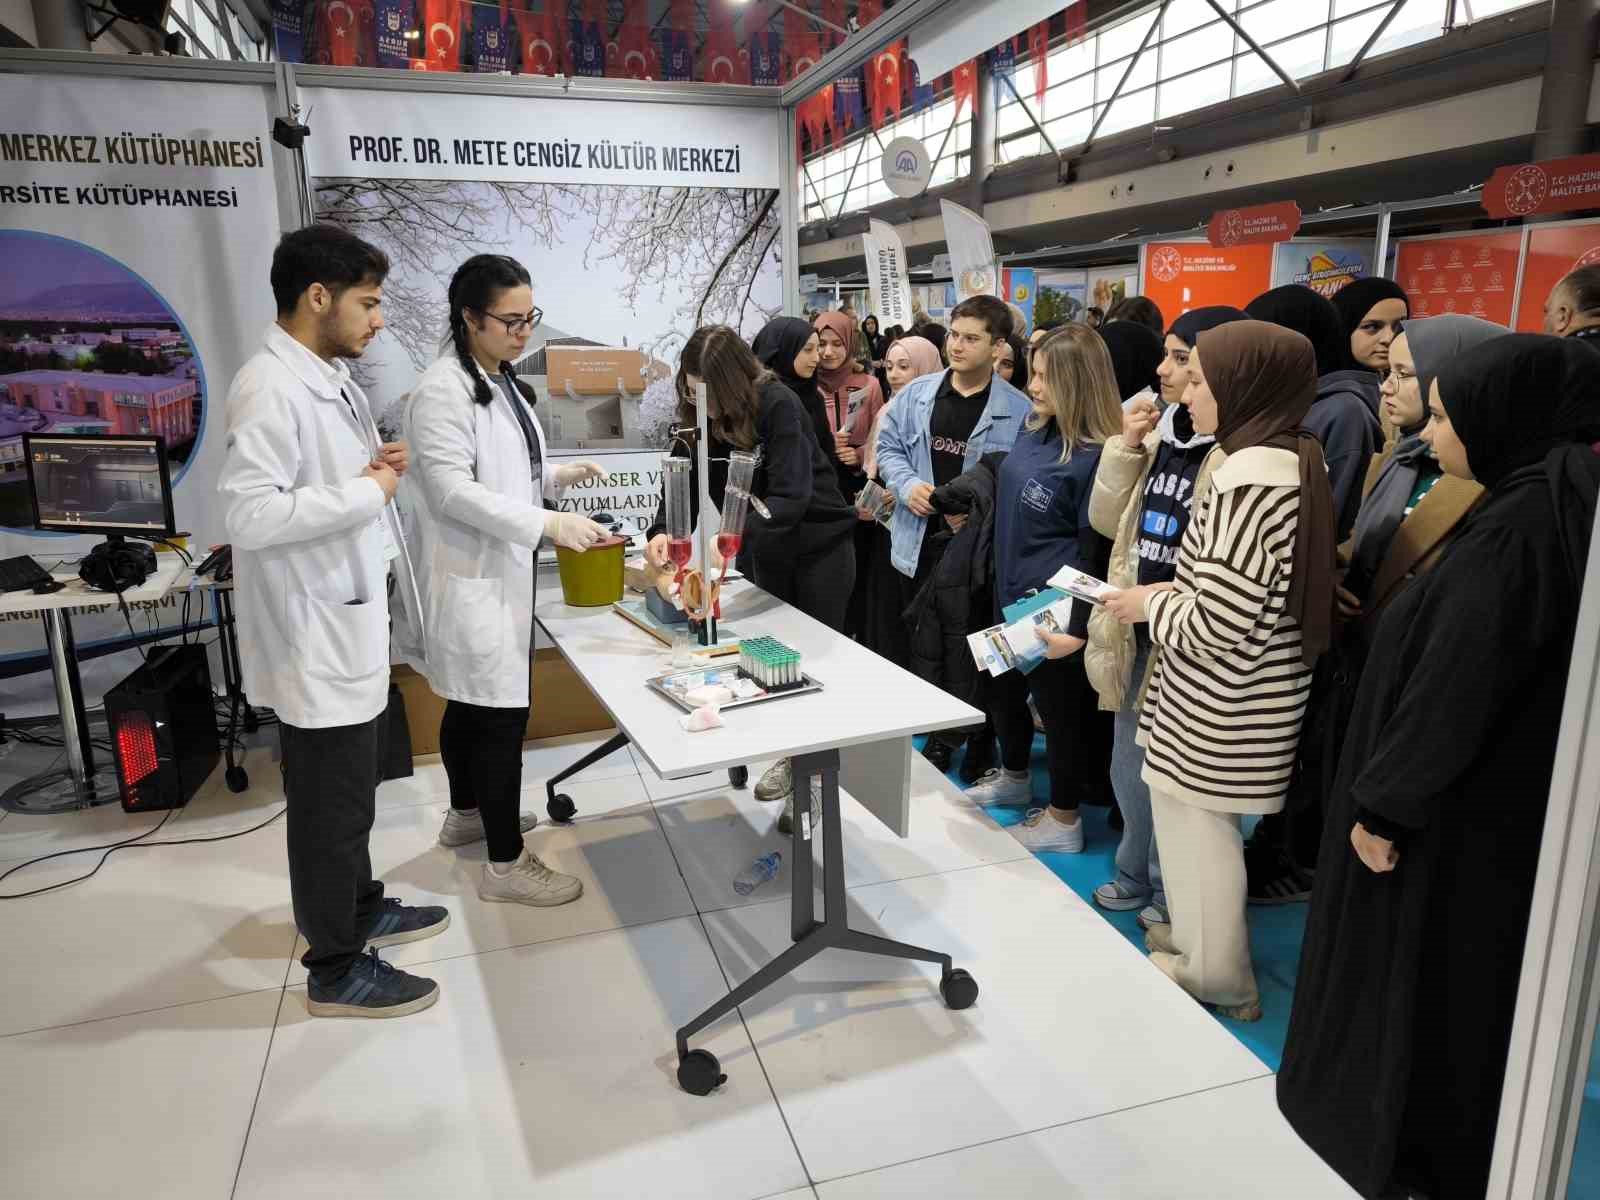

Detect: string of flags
[286,0,1088,149]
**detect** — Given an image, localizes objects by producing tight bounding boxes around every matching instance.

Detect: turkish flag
[857,0,881,29]
[787,34,824,81]
[512,0,564,76]
[866,39,903,128]
[419,0,464,69]
[1028,19,1050,107]
[1064,0,1087,44]
[798,86,836,153]
[703,12,747,84]
[317,0,372,67]
[822,0,846,47]
[609,0,654,79]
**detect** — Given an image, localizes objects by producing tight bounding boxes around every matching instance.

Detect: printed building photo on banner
[313,174,782,457]
[0,233,205,530]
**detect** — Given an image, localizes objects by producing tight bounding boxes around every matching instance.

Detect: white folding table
[535,569,985,1095]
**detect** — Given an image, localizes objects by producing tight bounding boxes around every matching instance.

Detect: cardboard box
[392,650,613,757]
[546,346,646,397]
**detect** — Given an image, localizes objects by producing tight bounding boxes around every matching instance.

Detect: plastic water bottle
[733,851,782,896]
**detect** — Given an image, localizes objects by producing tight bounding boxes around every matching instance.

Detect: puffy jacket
[1083,410,1223,712]
[905,454,1002,725]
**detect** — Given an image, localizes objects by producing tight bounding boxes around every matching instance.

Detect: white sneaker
[438,807,539,848]
[963,768,1033,807]
[1008,807,1085,854]
[477,849,584,907]
[755,759,792,802]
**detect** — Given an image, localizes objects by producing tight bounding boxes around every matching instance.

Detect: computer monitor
[22,434,177,538]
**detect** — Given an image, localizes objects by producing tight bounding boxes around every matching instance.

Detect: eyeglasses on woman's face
[479,307,544,335]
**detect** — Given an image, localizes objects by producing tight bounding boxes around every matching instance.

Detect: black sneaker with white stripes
[307,949,439,1019]
[362,898,451,950]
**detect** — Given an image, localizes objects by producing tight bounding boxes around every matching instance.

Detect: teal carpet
[919,734,1307,1071]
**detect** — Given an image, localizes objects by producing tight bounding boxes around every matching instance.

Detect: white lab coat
[219,323,423,730]
[393,353,562,709]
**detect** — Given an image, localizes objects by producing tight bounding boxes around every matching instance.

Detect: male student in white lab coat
[221,225,445,1019]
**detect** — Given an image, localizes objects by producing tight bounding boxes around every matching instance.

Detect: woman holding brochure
[1102,320,1336,1021]
[963,325,1120,854]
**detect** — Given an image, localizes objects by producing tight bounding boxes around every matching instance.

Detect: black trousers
[439,699,532,863]
[990,653,1112,813]
[281,714,385,986]
[752,535,856,634]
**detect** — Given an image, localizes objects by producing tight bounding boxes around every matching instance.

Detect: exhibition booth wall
[0,50,794,709]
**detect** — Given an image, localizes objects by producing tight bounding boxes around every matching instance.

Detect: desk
[0,556,186,810]
[536,569,985,1095]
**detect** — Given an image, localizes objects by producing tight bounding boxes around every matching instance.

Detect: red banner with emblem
[1207,201,1302,248]
[1483,154,1600,220]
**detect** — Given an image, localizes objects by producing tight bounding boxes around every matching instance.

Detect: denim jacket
[875,370,1030,577]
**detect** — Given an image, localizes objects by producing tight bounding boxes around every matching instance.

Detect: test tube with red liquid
[664,456,693,582]
[717,450,758,576]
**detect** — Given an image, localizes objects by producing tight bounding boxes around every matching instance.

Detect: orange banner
[1513,220,1600,332]
[1141,242,1275,322]
[1394,232,1523,326]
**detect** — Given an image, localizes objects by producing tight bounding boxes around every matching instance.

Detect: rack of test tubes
[739,637,803,691]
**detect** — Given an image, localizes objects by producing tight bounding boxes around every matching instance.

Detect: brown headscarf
[814,311,863,395]
[1196,320,1337,666]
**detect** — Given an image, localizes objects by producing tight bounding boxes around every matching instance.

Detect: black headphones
[79,541,156,593]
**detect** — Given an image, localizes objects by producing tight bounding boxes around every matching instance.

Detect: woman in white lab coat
[399,254,608,907]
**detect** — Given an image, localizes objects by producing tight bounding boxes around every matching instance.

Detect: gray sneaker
[755,759,793,802]
[777,777,821,836]
[477,849,584,907]
[963,768,1033,808]
[438,807,539,848]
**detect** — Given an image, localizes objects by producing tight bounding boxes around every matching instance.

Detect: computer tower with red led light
[105,645,221,813]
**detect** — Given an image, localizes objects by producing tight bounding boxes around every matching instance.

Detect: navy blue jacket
[993,422,1111,638]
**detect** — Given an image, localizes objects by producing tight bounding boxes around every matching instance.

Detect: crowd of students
[723,271,1600,1200]
[228,219,1600,1199]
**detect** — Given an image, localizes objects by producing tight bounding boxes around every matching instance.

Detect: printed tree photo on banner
[0,231,206,531]
[313,175,781,449]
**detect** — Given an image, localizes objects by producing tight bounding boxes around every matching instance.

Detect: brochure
[1047,566,1117,607]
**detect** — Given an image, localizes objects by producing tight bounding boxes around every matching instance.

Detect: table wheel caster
[547,793,577,823]
[729,766,749,789]
[940,967,979,1010]
[677,1049,726,1096]
[225,766,249,794]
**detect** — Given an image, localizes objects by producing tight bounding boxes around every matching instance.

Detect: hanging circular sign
[881,137,932,199]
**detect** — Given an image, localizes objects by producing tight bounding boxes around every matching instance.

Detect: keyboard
[0,554,54,593]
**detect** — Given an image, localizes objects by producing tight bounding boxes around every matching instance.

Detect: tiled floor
[0,730,1357,1198]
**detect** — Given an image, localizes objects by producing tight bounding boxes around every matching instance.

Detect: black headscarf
[1097,321,1163,402]
[1168,305,1248,348]
[1435,335,1600,491]
[752,317,820,408]
[1245,285,1346,379]
[1331,277,1411,372]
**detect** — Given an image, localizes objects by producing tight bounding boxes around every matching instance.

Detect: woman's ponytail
[445,254,532,407]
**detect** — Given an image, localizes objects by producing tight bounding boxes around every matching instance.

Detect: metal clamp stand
[672,747,979,1096]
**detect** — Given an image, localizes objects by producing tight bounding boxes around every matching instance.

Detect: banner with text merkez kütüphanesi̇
[0,72,281,699]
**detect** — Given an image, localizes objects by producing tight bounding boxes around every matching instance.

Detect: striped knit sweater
[1137,445,1313,814]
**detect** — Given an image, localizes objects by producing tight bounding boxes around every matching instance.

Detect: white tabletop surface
[535,570,982,781]
[0,554,187,617]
